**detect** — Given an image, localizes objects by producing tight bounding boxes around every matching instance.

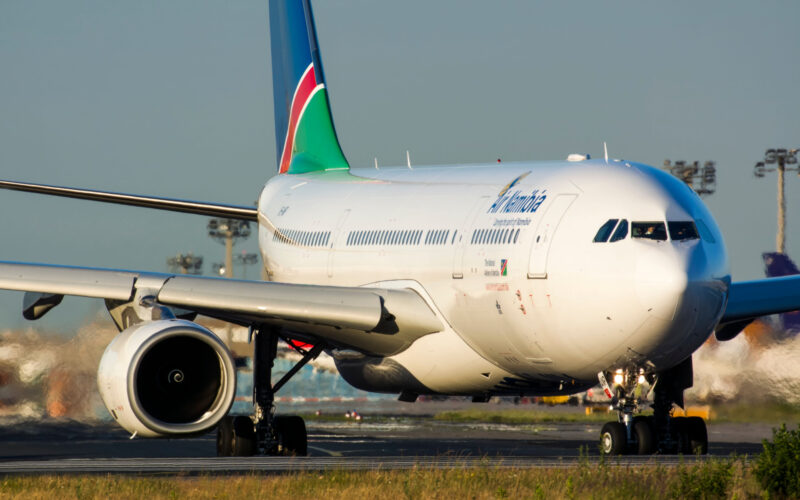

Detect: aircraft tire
[671,417,691,455]
[686,416,708,455]
[633,417,656,455]
[600,422,627,455]
[216,416,234,457]
[232,416,257,456]
[275,415,307,456]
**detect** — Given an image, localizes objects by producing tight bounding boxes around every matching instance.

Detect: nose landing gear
[598,358,708,455]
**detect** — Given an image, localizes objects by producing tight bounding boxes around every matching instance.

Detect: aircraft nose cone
[635,245,690,321]
[631,241,727,365]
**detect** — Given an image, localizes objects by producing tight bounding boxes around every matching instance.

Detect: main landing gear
[598,358,708,456]
[216,327,323,457]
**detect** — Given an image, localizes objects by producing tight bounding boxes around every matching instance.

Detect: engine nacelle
[97,319,236,438]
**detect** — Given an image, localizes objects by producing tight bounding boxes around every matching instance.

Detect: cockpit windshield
[593,219,619,242]
[596,219,702,243]
[668,221,699,241]
[631,222,667,241]
[609,219,628,242]
[594,219,714,243]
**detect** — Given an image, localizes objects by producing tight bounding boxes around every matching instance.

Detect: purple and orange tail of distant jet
[270,0,349,175]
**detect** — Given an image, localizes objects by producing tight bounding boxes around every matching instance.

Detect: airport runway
[0,408,770,474]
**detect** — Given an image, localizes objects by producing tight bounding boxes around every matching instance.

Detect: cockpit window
[593,219,618,243]
[668,221,699,241]
[695,219,716,243]
[631,222,667,241]
[609,219,628,242]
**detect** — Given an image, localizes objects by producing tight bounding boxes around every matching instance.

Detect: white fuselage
[256,159,730,396]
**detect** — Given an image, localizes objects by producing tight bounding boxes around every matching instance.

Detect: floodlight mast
[235,252,259,279]
[213,252,259,279]
[755,148,799,254]
[166,252,203,275]
[663,159,717,197]
[207,218,251,278]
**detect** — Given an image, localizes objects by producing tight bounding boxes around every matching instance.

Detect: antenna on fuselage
[406,150,413,170]
[604,142,609,163]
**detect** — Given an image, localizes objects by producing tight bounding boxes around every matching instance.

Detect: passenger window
[631,222,667,241]
[668,221,699,241]
[593,219,619,243]
[609,219,628,242]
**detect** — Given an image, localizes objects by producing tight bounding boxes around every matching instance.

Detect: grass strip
[0,458,761,499]
[710,402,800,424]
[432,408,613,424]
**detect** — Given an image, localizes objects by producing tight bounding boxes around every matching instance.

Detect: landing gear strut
[216,326,323,456]
[598,358,708,455]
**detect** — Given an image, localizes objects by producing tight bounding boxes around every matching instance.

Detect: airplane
[1,0,800,457]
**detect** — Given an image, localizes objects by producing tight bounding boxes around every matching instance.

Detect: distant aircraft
[763,252,800,335]
[1,0,799,456]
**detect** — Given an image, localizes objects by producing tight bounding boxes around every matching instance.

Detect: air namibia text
[488,189,547,214]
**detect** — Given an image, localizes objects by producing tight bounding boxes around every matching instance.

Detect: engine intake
[97,319,236,437]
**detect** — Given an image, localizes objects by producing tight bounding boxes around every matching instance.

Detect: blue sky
[1,1,799,332]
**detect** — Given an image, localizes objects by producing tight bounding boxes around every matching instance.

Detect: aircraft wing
[0,261,443,356]
[716,275,800,340]
[0,179,258,221]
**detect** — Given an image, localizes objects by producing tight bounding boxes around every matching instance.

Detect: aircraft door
[452,196,489,279]
[527,194,577,279]
[327,209,350,278]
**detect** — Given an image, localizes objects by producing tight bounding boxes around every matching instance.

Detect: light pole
[207,219,251,278]
[755,148,799,254]
[213,252,258,279]
[234,252,259,279]
[167,252,203,275]
[663,160,716,196]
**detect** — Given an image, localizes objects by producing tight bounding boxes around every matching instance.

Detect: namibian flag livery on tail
[269,0,349,174]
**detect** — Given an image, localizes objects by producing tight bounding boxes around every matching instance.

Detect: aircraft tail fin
[269,0,349,174]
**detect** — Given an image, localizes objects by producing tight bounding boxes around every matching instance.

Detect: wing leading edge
[0,180,258,221]
[716,275,800,340]
[0,261,442,356]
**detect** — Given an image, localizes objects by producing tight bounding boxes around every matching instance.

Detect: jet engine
[97,319,236,437]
